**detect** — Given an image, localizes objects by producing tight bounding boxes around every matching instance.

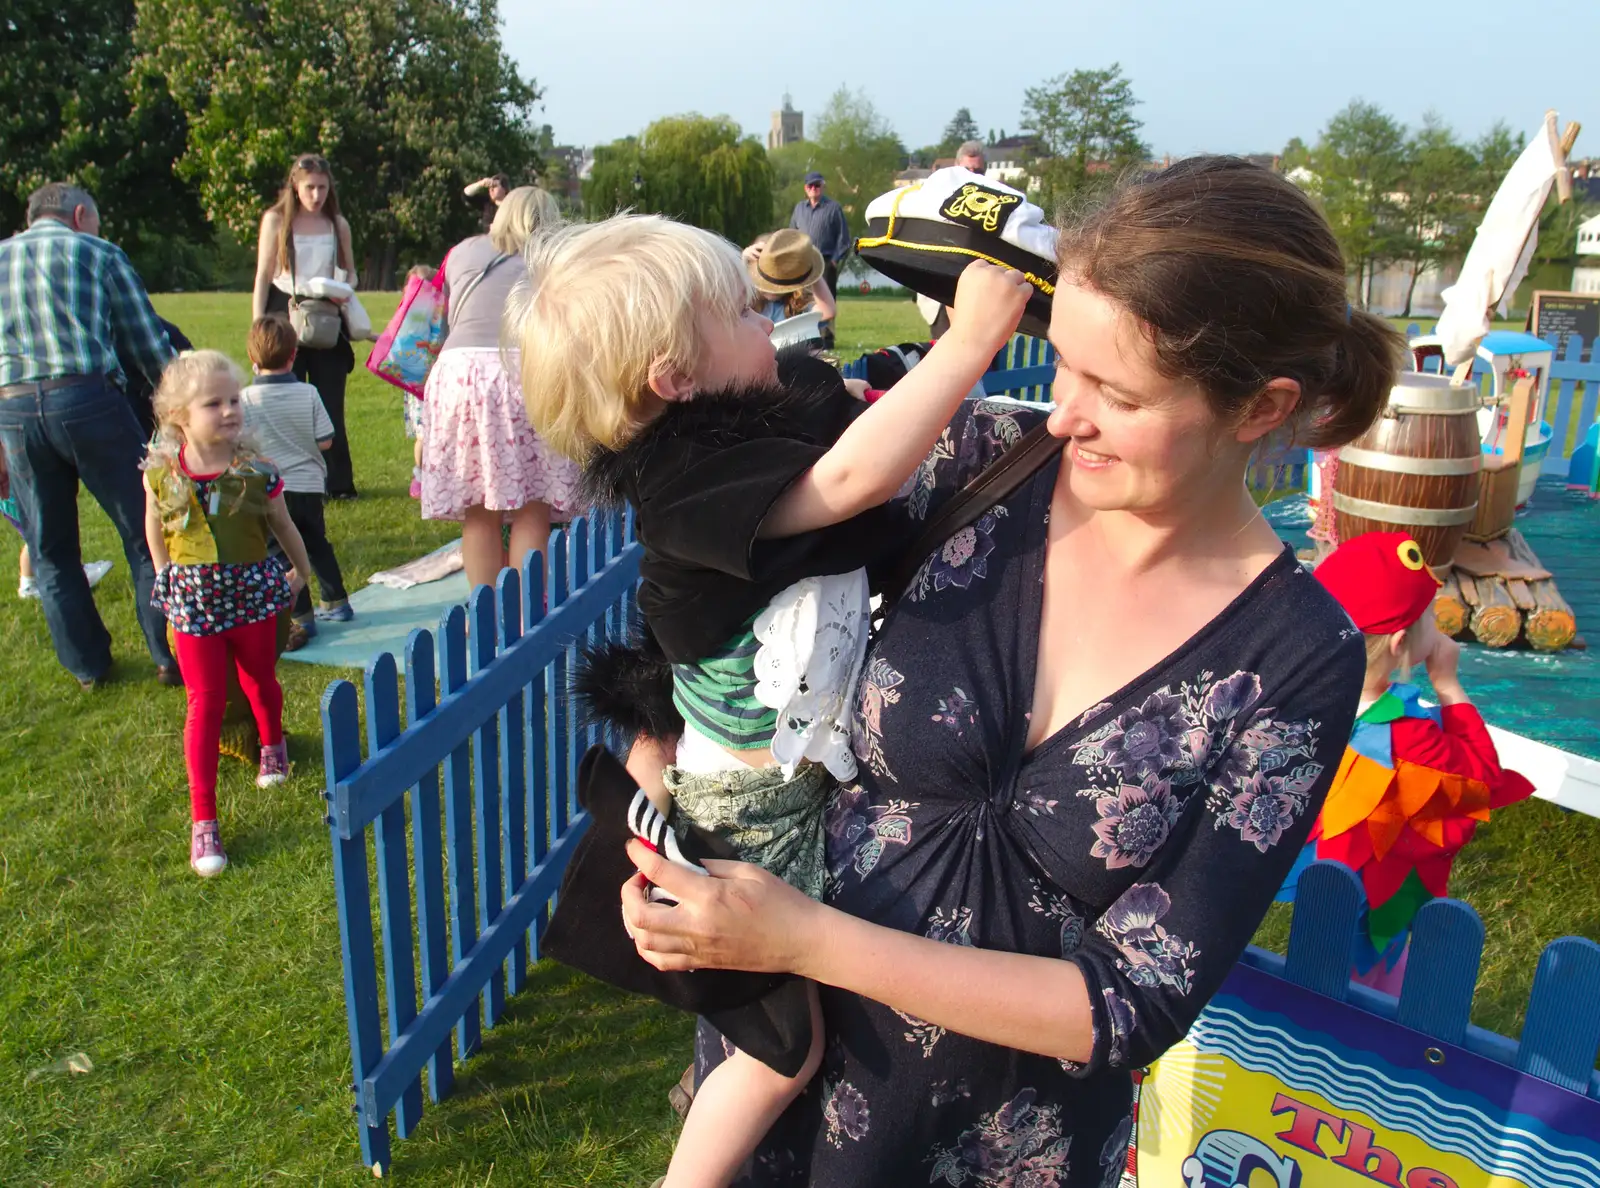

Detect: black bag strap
[882,419,1060,609]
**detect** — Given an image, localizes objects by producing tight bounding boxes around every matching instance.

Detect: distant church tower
[769,94,803,150]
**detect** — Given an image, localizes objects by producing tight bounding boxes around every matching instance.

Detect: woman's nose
[1046,376,1095,438]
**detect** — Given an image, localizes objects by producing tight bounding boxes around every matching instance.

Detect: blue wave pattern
[1187,1004,1600,1188]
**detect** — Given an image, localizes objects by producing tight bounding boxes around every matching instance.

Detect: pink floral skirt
[419,348,581,522]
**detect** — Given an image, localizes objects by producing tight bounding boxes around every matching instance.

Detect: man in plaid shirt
[0,183,179,689]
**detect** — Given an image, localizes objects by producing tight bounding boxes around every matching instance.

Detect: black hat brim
[857,217,1056,339]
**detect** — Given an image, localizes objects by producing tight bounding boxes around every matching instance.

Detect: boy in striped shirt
[240,315,352,649]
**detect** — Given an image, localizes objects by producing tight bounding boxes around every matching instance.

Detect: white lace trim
[752,569,871,781]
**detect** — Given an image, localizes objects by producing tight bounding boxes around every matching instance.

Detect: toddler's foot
[191,820,227,877]
[316,600,355,623]
[257,741,290,787]
[286,616,317,651]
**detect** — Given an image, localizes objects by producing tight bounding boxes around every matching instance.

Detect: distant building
[1578,212,1600,258]
[769,95,803,151]
[544,145,592,208]
[987,135,1042,186]
[893,167,933,188]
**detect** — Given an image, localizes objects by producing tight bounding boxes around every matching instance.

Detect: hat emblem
[940,183,1021,234]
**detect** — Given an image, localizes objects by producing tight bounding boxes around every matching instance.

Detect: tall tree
[803,88,905,241]
[0,0,212,289]
[585,116,772,246]
[939,107,980,156]
[134,0,544,287]
[1299,100,1408,306]
[1392,114,1476,316]
[1021,64,1148,206]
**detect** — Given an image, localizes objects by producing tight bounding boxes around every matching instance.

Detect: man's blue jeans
[0,377,172,681]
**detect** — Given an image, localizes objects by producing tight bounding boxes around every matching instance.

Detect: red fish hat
[1315,532,1443,635]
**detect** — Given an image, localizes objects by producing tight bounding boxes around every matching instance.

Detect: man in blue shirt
[789,171,852,322]
[0,183,179,689]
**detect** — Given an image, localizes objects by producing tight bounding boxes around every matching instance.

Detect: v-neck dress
[696,399,1366,1188]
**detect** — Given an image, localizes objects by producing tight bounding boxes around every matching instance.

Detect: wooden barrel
[1333,374,1482,569]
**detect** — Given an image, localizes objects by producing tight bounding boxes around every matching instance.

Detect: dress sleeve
[1062,579,1367,1075]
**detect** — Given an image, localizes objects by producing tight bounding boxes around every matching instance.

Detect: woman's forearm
[800,904,1095,1063]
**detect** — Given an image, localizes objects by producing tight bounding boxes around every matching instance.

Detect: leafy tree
[1021,64,1148,206]
[1391,114,1476,315]
[939,107,980,156]
[134,0,544,287]
[1299,100,1408,305]
[801,88,905,241]
[0,0,213,289]
[585,116,772,246]
[1471,121,1520,202]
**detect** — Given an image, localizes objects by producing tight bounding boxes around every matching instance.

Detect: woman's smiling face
[1045,279,1238,516]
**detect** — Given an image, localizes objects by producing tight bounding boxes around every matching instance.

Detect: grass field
[0,294,1593,1186]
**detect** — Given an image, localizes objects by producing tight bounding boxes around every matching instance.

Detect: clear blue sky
[503,0,1596,157]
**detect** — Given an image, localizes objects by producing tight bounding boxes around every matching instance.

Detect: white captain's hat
[856,167,1058,337]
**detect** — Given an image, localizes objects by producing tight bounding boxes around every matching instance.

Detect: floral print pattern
[908,507,1006,602]
[821,1078,870,1148]
[1089,782,1182,870]
[1096,883,1199,995]
[933,687,979,735]
[825,783,917,883]
[852,656,905,781]
[152,558,292,636]
[928,1089,1073,1187]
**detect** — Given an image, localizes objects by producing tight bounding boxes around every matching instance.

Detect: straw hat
[748,229,825,295]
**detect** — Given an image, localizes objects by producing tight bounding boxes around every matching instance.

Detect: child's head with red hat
[1315,532,1444,679]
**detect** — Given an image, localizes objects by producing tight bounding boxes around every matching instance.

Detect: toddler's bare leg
[662,983,824,1188]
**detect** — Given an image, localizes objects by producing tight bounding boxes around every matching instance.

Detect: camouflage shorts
[665,761,833,901]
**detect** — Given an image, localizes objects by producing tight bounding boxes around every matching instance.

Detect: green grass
[2,293,1595,1185]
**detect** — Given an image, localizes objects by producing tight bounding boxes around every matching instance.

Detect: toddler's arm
[759,261,1031,539]
[143,479,170,570]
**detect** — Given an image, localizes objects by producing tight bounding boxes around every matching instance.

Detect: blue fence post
[468,584,506,1027]
[403,627,454,1104]
[496,568,529,997]
[1396,898,1483,1045]
[1282,860,1365,1001]
[322,680,390,1174]
[439,604,481,1060]
[364,652,424,1138]
[548,528,570,840]
[523,552,550,960]
[1515,936,1600,1095]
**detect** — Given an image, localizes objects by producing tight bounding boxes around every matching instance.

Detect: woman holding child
[619,158,1406,1185]
[418,186,578,592]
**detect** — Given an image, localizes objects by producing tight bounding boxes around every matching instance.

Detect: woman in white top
[418,187,579,592]
[252,154,361,498]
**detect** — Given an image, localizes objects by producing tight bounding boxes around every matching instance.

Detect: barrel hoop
[1337,446,1482,477]
[1388,403,1481,416]
[1331,492,1478,527]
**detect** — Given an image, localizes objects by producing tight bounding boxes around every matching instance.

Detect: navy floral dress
[696,400,1366,1187]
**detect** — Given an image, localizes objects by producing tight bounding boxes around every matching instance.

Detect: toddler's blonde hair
[146,349,249,471]
[510,213,753,462]
[1364,618,1429,683]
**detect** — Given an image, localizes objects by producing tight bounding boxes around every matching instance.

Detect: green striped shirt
[673,621,777,751]
[0,220,174,387]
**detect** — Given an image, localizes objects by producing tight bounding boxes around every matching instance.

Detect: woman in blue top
[621,157,1407,1187]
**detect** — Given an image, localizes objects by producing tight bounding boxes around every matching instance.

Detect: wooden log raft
[1434,571,1469,638]
[1433,530,1577,651]
[1508,529,1577,652]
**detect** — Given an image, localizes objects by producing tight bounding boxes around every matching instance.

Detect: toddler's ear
[647,358,695,403]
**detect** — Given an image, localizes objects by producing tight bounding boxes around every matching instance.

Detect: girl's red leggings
[173,617,283,822]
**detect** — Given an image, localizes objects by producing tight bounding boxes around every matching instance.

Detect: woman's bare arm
[623,844,1095,1063]
[252,212,280,320]
[336,215,356,277]
[810,277,837,323]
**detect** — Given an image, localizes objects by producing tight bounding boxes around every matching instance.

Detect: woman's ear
[1234,378,1302,444]
[647,359,695,403]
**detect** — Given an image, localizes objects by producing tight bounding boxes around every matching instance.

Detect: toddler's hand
[287,568,306,598]
[1422,630,1469,704]
[946,261,1032,355]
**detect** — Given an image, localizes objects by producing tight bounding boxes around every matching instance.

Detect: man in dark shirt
[0,183,178,689]
[789,172,851,310]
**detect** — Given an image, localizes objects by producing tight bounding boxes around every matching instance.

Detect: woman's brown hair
[1057,156,1404,449]
[269,153,352,276]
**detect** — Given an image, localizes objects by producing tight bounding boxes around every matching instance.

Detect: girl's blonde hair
[509,214,753,462]
[1364,619,1428,682]
[490,186,561,256]
[146,350,249,472]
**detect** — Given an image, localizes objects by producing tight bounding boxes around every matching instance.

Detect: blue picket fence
[321,512,640,1174]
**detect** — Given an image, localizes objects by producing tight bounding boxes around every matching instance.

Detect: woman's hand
[621,839,819,975]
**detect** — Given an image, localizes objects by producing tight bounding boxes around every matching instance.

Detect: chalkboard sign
[1528,290,1600,358]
